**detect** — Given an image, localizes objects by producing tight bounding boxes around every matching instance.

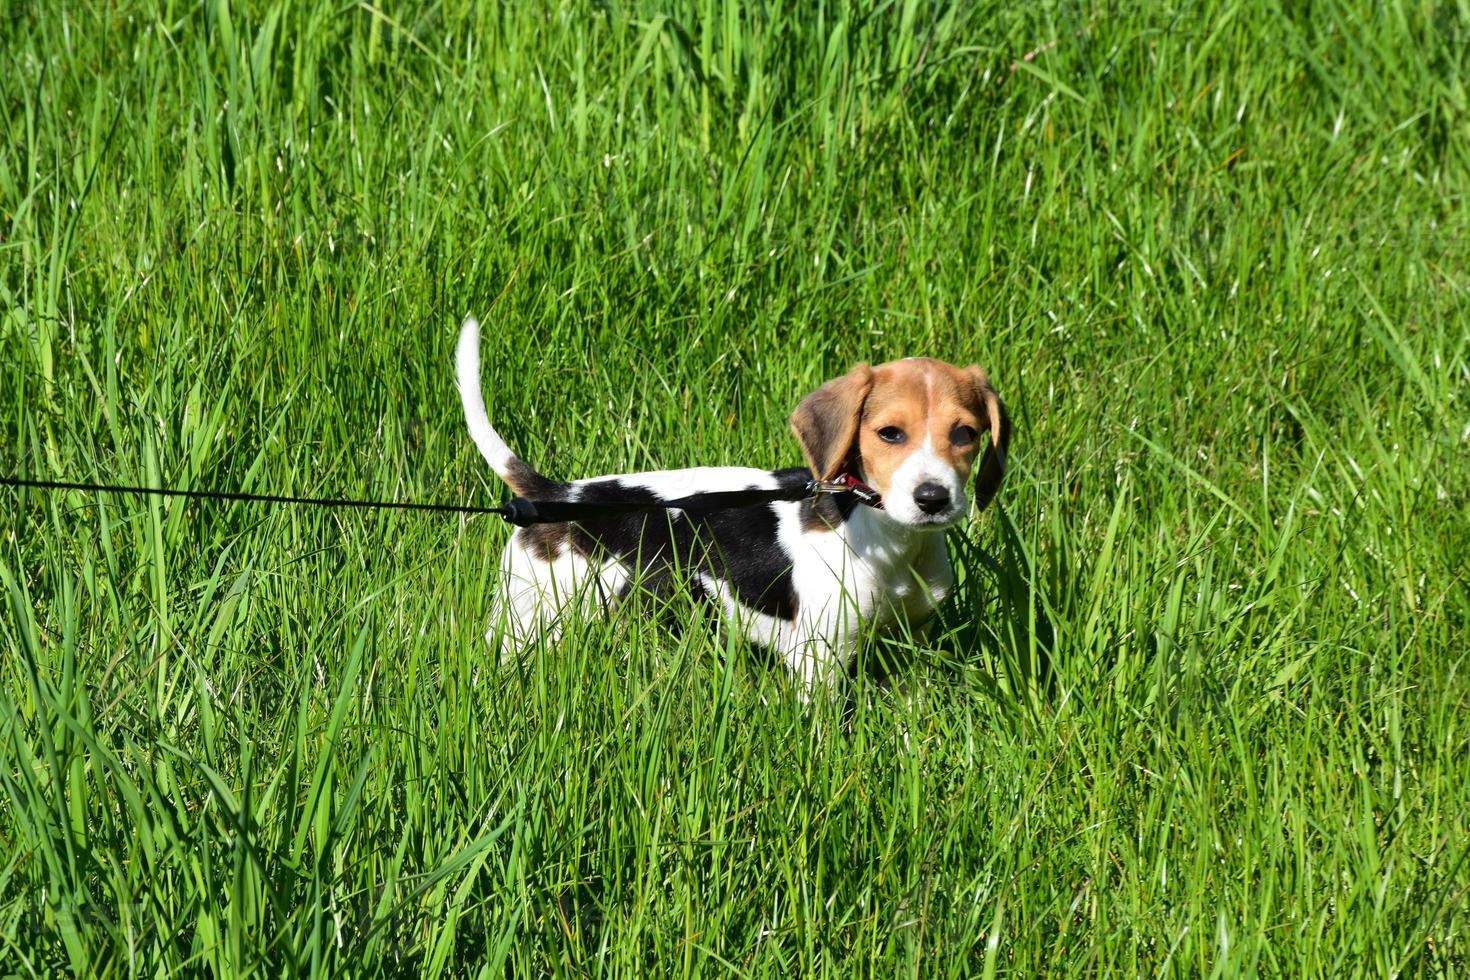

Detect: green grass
[2,0,1468,975]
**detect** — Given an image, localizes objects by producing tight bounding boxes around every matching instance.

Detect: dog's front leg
[779,625,856,694]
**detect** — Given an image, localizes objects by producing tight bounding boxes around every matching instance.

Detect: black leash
[2,472,880,527]
[1,476,508,518]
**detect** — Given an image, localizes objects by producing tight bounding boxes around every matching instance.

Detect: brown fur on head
[789,364,874,481]
[790,357,1010,525]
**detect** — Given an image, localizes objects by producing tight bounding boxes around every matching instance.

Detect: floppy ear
[965,365,1011,512]
[789,364,873,481]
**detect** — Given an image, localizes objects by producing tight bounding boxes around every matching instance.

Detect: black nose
[913,482,951,515]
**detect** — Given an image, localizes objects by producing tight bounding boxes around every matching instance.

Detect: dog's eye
[950,424,977,447]
[876,426,906,445]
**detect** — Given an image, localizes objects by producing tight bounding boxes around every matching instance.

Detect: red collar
[827,471,883,509]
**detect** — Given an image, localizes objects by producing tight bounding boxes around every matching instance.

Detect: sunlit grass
[2,1,1467,975]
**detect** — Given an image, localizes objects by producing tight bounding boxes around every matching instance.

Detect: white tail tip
[456,315,514,474]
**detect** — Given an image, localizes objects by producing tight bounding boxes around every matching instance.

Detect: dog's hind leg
[486,531,635,661]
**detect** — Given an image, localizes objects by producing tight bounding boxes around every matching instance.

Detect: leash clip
[809,473,883,507]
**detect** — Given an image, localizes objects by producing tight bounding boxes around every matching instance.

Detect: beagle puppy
[457,318,1010,689]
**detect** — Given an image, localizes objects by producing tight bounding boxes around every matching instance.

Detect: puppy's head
[790,357,1010,528]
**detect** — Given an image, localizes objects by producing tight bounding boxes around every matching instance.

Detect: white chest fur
[774,504,953,685]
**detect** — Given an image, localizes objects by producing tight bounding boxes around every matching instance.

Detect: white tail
[456,317,522,484]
